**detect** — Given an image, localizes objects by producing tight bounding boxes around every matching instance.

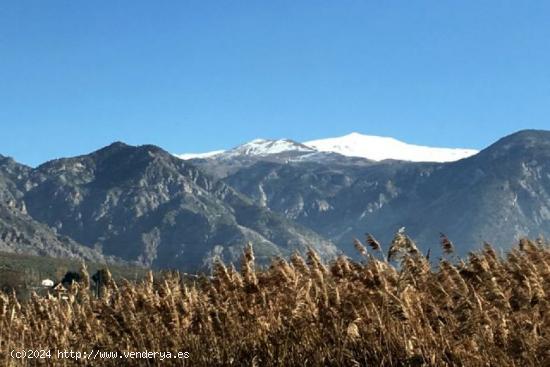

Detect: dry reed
[1,234,549,366]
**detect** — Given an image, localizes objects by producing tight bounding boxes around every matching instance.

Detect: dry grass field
[1,232,549,366]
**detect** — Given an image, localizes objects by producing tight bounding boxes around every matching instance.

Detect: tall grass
[1,234,549,366]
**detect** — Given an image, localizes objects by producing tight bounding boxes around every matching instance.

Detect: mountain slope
[406,129,550,250]
[0,201,107,262]
[224,159,438,254]
[0,155,108,262]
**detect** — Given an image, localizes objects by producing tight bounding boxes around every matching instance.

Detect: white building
[41,279,54,287]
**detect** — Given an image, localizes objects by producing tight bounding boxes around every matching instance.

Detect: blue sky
[1,1,549,166]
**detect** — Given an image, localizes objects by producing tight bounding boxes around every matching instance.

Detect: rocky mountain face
[407,130,550,252]
[195,130,550,256]
[0,155,107,262]
[0,201,107,262]
[222,158,439,255]
[1,143,336,271]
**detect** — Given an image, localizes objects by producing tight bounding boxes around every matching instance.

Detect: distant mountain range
[1,130,549,270]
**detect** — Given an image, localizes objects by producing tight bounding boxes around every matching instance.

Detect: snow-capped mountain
[224,139,315,157]
[305,133,479,162]
[176,139,315,160]
[176,133,478,163]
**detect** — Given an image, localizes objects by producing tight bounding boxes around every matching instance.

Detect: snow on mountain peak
[176,139,314,160]
[176,150,225,160]
[176,133,478,163]
[229,138,315,156]
[304,133,478,162]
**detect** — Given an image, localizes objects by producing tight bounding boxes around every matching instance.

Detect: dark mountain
[219,130,550,256]
[15,143,336,270]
